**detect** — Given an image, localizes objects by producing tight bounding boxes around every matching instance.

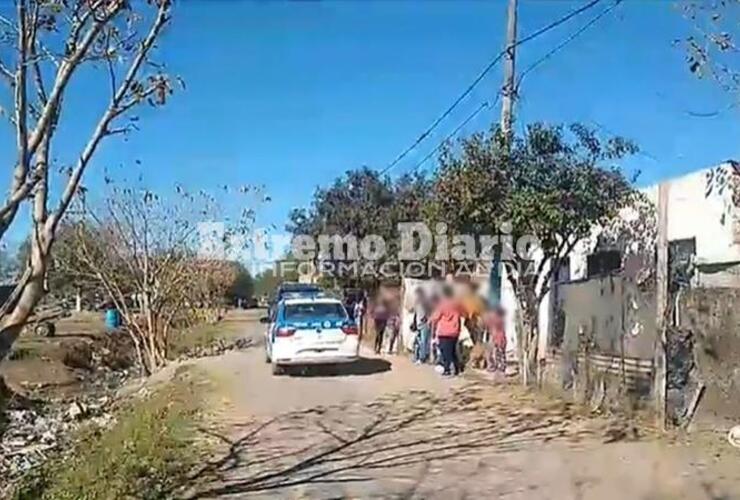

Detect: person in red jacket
[429,286,464,376]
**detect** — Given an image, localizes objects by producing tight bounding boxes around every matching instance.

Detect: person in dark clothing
[372,300,388,354]
[344,296,356,321]
[412,288,432,364]
[437,335,460,376]
[385,309,401,354]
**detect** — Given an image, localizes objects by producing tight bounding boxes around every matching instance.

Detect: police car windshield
[285,303,347,320]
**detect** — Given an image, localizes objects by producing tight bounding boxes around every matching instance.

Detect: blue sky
[1,0,739,251]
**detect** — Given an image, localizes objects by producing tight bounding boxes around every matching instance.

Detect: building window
[586,250,621,278]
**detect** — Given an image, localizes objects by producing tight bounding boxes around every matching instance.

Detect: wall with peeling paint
[678,288,740,431]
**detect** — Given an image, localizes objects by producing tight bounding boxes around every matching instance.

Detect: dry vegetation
[10,366,211,500]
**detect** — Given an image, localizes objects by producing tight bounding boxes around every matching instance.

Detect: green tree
[253,269,282,299]
[287,167,431,289]
[227,262,254,303]
[252,252,302,299]
[429,122,637,384]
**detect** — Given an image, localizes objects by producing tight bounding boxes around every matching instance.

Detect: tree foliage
[287,167,430,288]
[226,262,254,302]
[429,122,637,383]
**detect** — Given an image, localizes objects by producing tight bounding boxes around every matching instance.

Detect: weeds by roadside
[10,367,209,500]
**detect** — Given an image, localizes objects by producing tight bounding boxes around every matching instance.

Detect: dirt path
[185,312,740,499]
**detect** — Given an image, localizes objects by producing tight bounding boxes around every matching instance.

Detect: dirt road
[186,312,740,499]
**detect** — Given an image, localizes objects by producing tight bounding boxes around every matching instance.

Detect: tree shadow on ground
[181,384,603,499]
[285,358,391,378]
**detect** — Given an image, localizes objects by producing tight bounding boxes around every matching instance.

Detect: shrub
[61,342,94,371]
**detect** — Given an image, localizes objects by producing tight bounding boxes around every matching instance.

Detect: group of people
[409,285,507,377]
[360,283,508,378]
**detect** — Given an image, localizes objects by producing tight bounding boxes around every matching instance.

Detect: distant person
[428,291,442,365]
[484,305,507,376]
[429,286,464,376]
[372,300,389,354]
[458,282,484,371]
[385,306,401,355]
[345,296,356,321]
[461,283,485,343]
[411,288,432,364]
[353,295,365,335]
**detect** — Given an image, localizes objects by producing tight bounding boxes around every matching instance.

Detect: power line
[411,98,496,173]
[382,0,604,174]
[516,0,623,92]
[589,119,660,164]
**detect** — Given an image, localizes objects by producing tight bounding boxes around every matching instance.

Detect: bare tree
[190,259,243,322]
[59,187,207,373]
[681,0,739,102]
[56,182,257,374]
[0,0,175,361]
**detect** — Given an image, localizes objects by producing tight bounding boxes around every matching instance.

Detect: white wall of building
[504,161,740,361]
[645,164,740,264]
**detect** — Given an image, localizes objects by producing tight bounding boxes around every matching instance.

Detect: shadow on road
[286,357,392,378]
[181,384,606,499]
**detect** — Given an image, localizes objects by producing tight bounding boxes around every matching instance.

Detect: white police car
[262,295,359,375]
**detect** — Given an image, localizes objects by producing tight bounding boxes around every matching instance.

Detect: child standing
[385,309,401,355]
[411,288,432,364]
[484,305,507,376]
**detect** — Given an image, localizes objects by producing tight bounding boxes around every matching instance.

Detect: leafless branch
[46,1,171,235]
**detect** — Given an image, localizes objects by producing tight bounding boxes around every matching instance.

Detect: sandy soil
[184,312,740,500]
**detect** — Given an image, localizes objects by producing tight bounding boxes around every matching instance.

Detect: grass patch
[6,345,42,361]
[11,368,208,500]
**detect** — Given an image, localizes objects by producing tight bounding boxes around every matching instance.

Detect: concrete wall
[556,274,657,360]
[501,162,740,362]
[678,288,740,431]
[540,274,656,411]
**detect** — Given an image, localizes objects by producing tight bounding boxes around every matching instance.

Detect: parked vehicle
[243,297,259,309]
[0,285,71,337]
[268,282,322,316]
[274,282,321,302]
[262,295,359,375]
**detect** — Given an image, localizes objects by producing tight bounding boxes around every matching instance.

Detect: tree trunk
[516,295,539,386]
[0,239,48,362]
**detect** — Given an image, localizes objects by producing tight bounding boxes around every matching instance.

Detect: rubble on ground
[0,392,115,489]
[1,331,252,493]
[0,344,134,493]
[0,365,137,491]
[175,336,253,360]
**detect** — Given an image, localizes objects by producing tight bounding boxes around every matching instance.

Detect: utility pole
[499,0,519,384]
[500,0,518,138]
[654,181,670,430]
